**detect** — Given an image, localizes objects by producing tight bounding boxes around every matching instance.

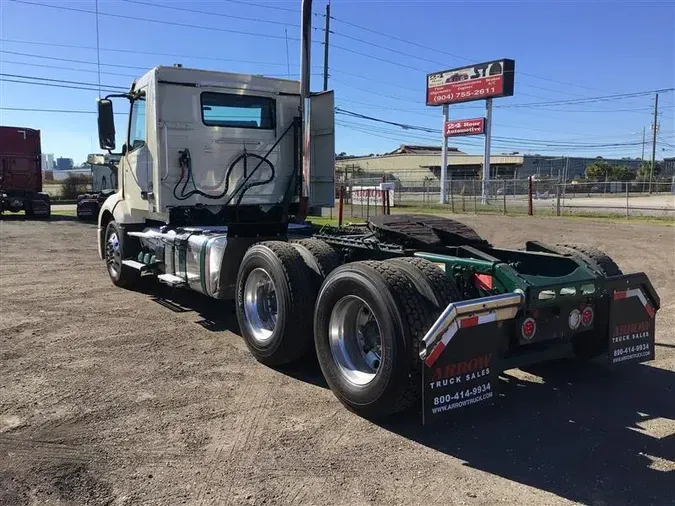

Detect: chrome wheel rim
[329,295,382,386]
[106,231,121,278]
[243,268,279,344]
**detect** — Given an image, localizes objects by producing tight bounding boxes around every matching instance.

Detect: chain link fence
[336,177,675,221]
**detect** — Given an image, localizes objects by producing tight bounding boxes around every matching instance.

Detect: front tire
[104,220,139,288]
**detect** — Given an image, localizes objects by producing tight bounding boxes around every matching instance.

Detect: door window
[128,97,147,151]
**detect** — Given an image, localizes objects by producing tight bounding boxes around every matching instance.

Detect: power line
[328,15,629,96]
[501,89,674,108]
[0,77,122,93]
[9,0,305,42]
[118,0,305,29]
[337,120,645,155]
[0,49,149,70]
[0,106,125,115]
[0,39,324,69]
[0,59,139,78]
[336,108,648,148]
[1,73,129,90]
[218,0,302,14]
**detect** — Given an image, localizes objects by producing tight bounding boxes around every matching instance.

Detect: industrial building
[55,157,74,170]
[335,145,644,185]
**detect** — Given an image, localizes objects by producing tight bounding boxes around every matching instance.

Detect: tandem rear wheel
[313,258,458,419]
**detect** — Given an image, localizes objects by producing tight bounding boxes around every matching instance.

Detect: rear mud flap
[605,273,659,367]
[31,199,50,216]
[422,318,506,425]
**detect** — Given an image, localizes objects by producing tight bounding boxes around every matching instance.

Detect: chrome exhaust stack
[299,0,312,204]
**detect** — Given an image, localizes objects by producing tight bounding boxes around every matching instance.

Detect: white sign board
[351,185,396,207]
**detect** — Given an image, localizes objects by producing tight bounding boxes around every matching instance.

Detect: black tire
[314,261,434,418]
[24,201,34,218]
[104,220,140,288]
[385,257,461,309]
[236,241,317,367]
[291,238,342,279]
[553,243,622,359]
[554,243,623,277]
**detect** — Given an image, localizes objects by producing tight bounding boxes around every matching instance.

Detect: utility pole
[641,126,645,161]
[649,93,658,194]
[482,98,493,205]
[322,0,330,91]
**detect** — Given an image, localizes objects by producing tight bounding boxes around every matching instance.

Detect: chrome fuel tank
[135,226,229,298]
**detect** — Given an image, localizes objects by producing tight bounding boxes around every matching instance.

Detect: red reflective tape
[474,273,493,290]
[613,290,627,300]
[460,316,479,328]
[644,304,655,319]
[425,341,446,367]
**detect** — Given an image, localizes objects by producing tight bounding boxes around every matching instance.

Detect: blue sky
[1,0,673,165]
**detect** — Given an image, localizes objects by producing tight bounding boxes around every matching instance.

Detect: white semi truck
[95,0,659,422]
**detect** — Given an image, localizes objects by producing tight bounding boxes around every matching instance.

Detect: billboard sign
[427,59,515,106]
[444,118,486,137]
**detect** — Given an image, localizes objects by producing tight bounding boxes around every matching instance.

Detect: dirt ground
[1,215,674,506]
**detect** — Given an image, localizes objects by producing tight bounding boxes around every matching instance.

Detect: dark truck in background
[0,126,51,218]
[76,153,119,221]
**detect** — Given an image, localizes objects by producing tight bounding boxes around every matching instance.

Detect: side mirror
[97,99,116,150]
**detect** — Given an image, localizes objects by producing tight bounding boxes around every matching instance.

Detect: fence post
[381,176,386,215]
[503,180,507,215]
[555,184,561,216]
[338,185,344,227]
[528,176,534,216]
[366,188,370,220]
[450,179,455,213]
[349,179,354,218]
[625,183,629,219]
[472,179,477,214]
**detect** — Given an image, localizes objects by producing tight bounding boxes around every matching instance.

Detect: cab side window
[128,97,147,151]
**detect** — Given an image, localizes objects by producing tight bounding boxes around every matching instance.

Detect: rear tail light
[568,309,581,330]
[521,317,536,340]
[581,306,594,327]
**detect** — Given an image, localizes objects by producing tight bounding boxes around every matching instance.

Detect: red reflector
[474,273,493,290]
[460,316,479,328]
[613,290,627,300]
[644,304,655,319]
[582,306,594,326]
[521,317,536,340]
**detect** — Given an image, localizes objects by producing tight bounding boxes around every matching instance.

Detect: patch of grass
[51,209,77,217]
[304,216,365,227]
[388,204,674,226]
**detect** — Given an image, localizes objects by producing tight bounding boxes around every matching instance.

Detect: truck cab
[96,65,334,248]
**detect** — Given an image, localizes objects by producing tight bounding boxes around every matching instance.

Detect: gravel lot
[1,215,674,506]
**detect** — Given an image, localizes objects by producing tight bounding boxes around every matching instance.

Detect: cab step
[122,259,148,271]
[157,273,186,287]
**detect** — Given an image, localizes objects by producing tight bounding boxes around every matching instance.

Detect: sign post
[440,104,449,204]
[482,98,493,205]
